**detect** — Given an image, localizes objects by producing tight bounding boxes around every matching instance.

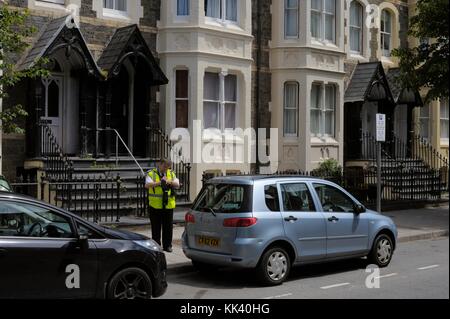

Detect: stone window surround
[310,0,338,45]
[346,0,370,62]
[310,80,339,143]
[377,2,400,64]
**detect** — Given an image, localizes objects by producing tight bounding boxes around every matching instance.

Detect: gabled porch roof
[386,68,424,107]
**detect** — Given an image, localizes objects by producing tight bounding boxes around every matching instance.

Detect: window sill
[205,17,242,32]
[311,38,338,49]
[440,139,449,147]
[310,136,339,145]
[349,53,368,62]
[34,1,67,11]
[202,129,245,144]
[103,9,131,21]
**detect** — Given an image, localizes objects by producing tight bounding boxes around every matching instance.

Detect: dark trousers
[149,207,174,249]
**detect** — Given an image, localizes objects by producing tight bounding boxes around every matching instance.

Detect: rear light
[223,217,257,227]
[185,212,195,224]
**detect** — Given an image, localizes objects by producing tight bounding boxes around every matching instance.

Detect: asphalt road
[162,238,449,299]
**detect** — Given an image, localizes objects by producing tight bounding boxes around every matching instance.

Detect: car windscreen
[192,183,253,214]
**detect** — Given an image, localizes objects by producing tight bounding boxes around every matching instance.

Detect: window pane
[205,0,221,18]
[285,8,298,37]
[265,185,280,212]
[324,0,335,13]
[177,0,190,16]
[176,100,189,128]
[176,70,188,98]
[311,109,320,135]
[104,0,114,9]
[225,74,237,102]
[225,103,236,129]
[116,0,126,11]
[325,85,335,110]
[311,0,321,10]
[226,0,237,21]
[350,27,361,52]
[441,100,449,139]
[383,10,392,33]
[350,1,362,26]
[325,111,334,136]
[281,183,316,212]
[284,83,298,135]
[204,102,220,128]
[382,34,391,56]
[325,14,334,41]
[192,184,252,213]
[203,72,220,100]
[313,184,356,213]
[284,109,297,135]
[311,84,321,109]
[311,12,321,38]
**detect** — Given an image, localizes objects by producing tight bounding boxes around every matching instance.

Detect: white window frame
[284,0,299,39]
[419,103,430,140]
[310,82,336,138]
[203,72,238,131]
[205,0,239,25]
[440,99,449,142]
[311,0,336,44]
[380,9,392,57]
[177,0,190,16]
[39,0,65,4]
[103,0,128,19]
[349,0,363,54]
[283,82,299,137]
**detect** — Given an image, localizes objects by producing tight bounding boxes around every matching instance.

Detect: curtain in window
[205,0,221,18]
[285,0,298,37]
[324,0,335,41]
[284,83,298,135]
[350,1,362,52]
[203,73,220,128]
[226,0,237,21]
[225,75,237,129]
[177,0,189,16]
[310,84,321,136]
[381,10,392,56]
[441,100,449,139]
[324,85,335,136]
[116,0,126,11]
[311,0,321,38]
[104,0,114,9]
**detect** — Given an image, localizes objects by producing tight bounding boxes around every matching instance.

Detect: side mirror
[78,234,89,242]
[354,204,366,214]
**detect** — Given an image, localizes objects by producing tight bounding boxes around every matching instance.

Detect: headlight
[134,239,162,252]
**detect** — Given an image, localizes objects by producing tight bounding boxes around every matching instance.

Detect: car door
[279,182,327,262]
[312,183,370,258]
[0,200,98,299]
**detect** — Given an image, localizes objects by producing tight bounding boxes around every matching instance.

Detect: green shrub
[311,158,342,177]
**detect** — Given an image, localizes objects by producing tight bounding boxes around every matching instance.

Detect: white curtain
[177,0,189,15]
[324,85,335,136]
[311,12,321,38]
[284,83,298,135]
[310,84,321,135]
[104,0,114,9]
[324,0,335,41]
[204,73,220,128]
[224,75,237,102]
[350,1,362,52]
[285,0,298,37]
[226,0,237,21]
[206,0,221,18]
[225,104,236,129]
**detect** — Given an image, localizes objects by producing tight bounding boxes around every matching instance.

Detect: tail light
[185,212,195,224]
[223,217,257,228]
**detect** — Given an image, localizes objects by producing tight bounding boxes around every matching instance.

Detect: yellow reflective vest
[147,169,176,209]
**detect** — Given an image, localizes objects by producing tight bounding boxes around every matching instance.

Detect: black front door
[0,200,98,299]
[344,102,363,160]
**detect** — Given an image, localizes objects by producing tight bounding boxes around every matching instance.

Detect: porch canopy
[18,15,103,78]
[386,68,423,107]
[97,24,168,85]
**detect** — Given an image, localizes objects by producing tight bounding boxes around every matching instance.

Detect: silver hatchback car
[182,176,398,285]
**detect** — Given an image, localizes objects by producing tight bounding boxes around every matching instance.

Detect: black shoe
[163,247,173,253]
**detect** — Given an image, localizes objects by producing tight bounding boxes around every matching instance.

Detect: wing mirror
[78,234,89,242]
[354,204,366,214]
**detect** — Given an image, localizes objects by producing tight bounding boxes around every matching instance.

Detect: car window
[281,183,316,212]
[313,183,356,213]
[76,222,104,239]
[0,177,12,192]
[264,184,280,212]
[192,184,252,213]
[0,201,74,238]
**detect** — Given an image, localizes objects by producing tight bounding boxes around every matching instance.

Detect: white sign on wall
[376,113,386,142]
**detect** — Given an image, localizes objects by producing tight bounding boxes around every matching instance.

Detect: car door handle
[328,216,339,222]
[284,216,298,222]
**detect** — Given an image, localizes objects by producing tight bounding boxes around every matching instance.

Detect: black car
[0,192,167,299]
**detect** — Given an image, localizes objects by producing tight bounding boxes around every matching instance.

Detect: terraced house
[1,0,448,220]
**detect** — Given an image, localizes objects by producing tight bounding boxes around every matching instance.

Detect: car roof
[207,175,330,185]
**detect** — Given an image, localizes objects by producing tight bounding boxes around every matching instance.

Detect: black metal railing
[40,123,73,180]
[40,175,123,223]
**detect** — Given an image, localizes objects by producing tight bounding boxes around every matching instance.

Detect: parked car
[182,176,398,286]
[0,175,12,192]
[0,192,167,299]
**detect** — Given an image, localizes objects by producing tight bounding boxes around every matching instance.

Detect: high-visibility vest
[147,169,176,209]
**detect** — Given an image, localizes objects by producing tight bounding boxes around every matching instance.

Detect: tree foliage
[0,3,49,134]
[392,0,449,103]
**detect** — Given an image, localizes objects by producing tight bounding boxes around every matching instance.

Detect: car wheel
[107,267,153,299]
[256,247,290,286]
[368,234,394,267]
[192,260,219,273]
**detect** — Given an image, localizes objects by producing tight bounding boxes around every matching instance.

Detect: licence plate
[197,236,220,247]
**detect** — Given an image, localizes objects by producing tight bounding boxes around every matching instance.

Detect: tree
[392,0,449,103]
[0,3,49,134]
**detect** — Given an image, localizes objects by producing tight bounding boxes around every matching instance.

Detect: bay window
[311,0,336,43]
[203,72,237,130]
[284,82,299,136]
[175,70,189,128]
[177,0,190,16]
[310,83,336,137]
[380,9,392,57]
[349,1,363,53]
[285,0,299,38]
[441,99,449,140]
[205,0,237,22]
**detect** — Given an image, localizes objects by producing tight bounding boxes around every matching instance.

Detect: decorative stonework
[204,35,242,56]
[173,34,190,50]
[284,51,300,67]
[314,54,338,71]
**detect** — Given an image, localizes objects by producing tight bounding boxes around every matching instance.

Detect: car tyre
[368,234,394,267]
[256,247,290,286]
[107,267,153,299]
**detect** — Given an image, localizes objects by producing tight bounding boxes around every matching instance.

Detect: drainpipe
[255,0,262,174]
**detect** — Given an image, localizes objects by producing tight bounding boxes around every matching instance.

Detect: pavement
[122,204,449,272]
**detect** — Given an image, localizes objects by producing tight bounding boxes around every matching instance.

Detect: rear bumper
[181,233,261,268]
